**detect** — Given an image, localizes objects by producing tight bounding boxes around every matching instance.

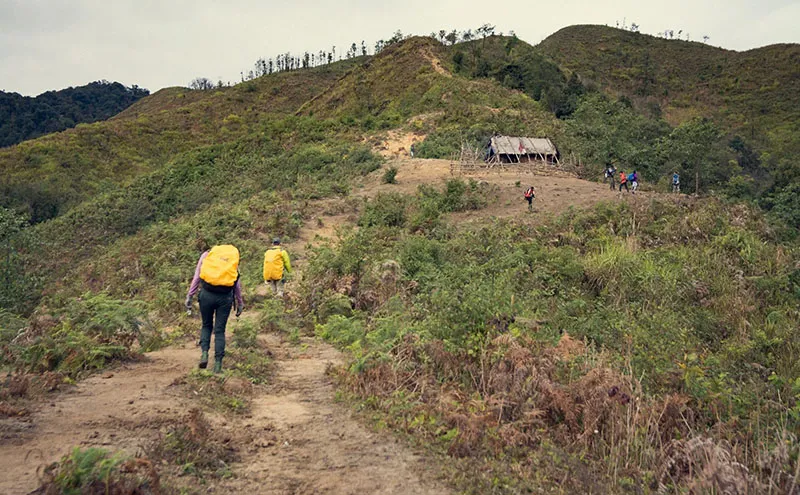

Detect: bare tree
[189,77,214,90]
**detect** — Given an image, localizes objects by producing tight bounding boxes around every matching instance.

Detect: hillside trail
[0,155,652,494]
[0,288,450,494]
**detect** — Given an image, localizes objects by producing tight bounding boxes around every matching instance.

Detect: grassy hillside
[1,32,799,494]
[303,193,800,493]
[0,62,360,222]
[537,25,800,147]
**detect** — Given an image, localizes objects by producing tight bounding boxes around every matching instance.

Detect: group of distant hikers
[603,164,681,194]
[184,238,292,373]
[522,165,681,211]
[603,164,641,193]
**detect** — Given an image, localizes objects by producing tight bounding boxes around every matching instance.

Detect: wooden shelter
[487,136,559,164]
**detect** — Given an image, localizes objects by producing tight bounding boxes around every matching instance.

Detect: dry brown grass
[335,330,800,492]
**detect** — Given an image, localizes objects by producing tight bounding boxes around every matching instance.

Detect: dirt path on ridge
[0,156,651,494]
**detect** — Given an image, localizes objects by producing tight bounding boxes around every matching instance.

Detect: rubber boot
[198,351,209,369]
[213,359,223,374]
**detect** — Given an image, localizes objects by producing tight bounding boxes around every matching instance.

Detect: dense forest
[0,81,149,147]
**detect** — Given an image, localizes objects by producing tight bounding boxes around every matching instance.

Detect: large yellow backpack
[199,245,240,287]
[263,247,284,281]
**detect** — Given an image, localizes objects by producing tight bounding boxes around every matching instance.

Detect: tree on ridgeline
[189,77,214,90]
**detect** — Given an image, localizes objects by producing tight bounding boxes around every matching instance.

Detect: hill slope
[0,32,798,495]
[0,63,360,222]
[537,25,800,143]
[0,81,149,148]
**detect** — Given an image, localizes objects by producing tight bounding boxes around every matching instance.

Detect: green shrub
[38,447,160,494]
[232,319,258,349]
[8,293,152,377]
[315,315,365,347]
[382,166,398,184]
[358,193,407,228]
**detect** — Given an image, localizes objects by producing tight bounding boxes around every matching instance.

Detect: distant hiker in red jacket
[524,186,536,211]
[619,172,629,192]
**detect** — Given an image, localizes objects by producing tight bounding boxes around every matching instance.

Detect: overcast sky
[1,0,798,96]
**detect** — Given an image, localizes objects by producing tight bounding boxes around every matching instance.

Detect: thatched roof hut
[488,136,558,163]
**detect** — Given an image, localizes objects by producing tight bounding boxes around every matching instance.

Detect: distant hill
[536,25,800,146]
[0,63,360,222]
[0,81,150,147]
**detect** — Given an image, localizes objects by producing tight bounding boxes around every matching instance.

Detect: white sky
[1,0,798,96]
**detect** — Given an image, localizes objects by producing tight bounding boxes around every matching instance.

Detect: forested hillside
[0,81,149,148]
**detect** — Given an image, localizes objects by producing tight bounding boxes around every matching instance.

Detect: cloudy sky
[1,0,798,96]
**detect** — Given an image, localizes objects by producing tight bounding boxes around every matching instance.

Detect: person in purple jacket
[185,248,244,373]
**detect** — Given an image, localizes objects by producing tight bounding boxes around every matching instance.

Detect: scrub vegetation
[0,25,798,494]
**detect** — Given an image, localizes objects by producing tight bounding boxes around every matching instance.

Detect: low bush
[147,408,238,479]
[36,447,162,495]
[382,166,398,184]
[5,293,154,378]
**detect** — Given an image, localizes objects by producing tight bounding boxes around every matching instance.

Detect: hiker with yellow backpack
[263,238,292,297]
[185,245,245,373]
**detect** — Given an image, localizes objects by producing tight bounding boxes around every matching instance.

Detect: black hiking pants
[619,181,629,192]
[199,288,234,360]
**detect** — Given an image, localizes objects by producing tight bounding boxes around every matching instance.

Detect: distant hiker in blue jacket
[629,171,639,194]
[672,172,680,193]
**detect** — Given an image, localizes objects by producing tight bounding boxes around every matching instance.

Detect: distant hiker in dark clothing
[185,245,244,373]
[409,142,416,158]
[524,186,536,211]
[672,172,680,193]
[619,171,629,192]
[604,164,617,190]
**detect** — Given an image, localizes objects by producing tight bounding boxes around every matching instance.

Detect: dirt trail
[0,344,198,493]
[1,156,647,494]
[0,330,449,494]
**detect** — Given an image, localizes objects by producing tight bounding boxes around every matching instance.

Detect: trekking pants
[608,176,616,190]
[267,279,285,297]
[619,181,629,192]
[198,288,234,359]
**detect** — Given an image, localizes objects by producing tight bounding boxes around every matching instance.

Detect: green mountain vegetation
[1,27,798,494]
[0,81,149,148]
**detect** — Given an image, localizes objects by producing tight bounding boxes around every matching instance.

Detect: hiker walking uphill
[619,171,629,192]
[264,238,292,297]
[604,163,617,190]
[523,186,536,212]
[185,244,244,373]
[629,170,639,194]
[672,172,680,193]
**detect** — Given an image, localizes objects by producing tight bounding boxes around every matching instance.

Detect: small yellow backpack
[199,245,240,287]
[263,247,284,281]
